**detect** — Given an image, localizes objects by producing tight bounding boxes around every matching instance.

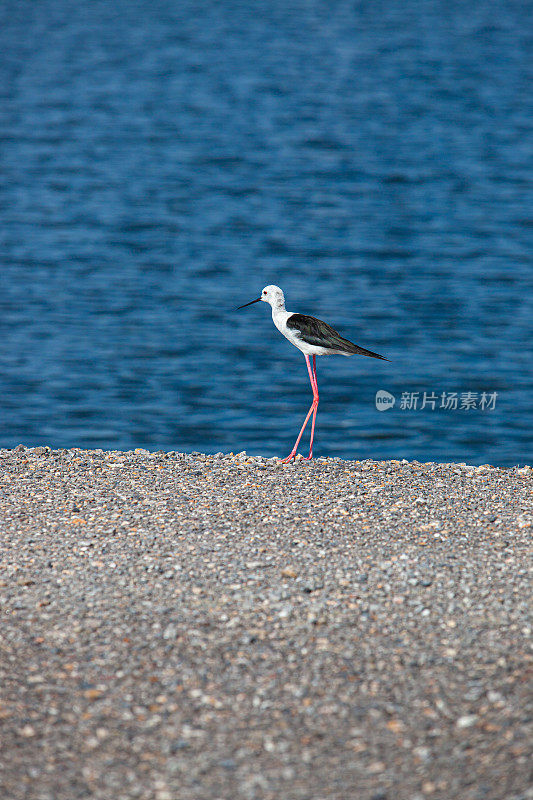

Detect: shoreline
[6,442,533,468]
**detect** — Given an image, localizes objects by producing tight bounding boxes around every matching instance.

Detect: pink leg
[304,355,319,460]
[282,354,319,463]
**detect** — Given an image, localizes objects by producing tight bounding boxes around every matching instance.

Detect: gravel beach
[0,447,531,800]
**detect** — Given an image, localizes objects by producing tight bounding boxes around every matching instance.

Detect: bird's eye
[263,290,266,295]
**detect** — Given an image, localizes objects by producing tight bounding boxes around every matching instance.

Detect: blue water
[0,0,531,466]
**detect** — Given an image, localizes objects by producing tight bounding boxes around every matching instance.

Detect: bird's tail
[342,340,390,360]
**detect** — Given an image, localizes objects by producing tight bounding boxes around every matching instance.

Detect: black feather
[286,314,389,360]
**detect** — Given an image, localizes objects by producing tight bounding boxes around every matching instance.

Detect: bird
[237,285,389,462]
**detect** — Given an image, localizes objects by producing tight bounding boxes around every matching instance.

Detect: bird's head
[237,285,285,311]
[261,285,285,308]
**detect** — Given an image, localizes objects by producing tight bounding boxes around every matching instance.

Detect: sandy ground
[0,446,531,800]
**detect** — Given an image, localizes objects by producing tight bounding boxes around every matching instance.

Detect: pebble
[0,446,530,800]
[456,714,479,729]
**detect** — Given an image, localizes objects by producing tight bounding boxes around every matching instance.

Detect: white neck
[271,304,291,332]
[269,297,286,313]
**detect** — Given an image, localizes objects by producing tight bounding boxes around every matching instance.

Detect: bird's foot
[303,453,314,461]
[281,452,297,463]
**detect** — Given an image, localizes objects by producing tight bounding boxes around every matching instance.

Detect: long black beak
[236,297,262,310]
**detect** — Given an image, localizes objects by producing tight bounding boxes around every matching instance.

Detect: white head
[237,285,286,312]
[260,285,285,309]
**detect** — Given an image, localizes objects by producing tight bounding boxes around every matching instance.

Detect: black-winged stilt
[237,285,389,462]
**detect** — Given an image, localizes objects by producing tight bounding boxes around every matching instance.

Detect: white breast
[271,309,332,356]
[272,309,295,342]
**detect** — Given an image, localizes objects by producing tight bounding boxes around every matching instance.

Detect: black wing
[286,314,389,360]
